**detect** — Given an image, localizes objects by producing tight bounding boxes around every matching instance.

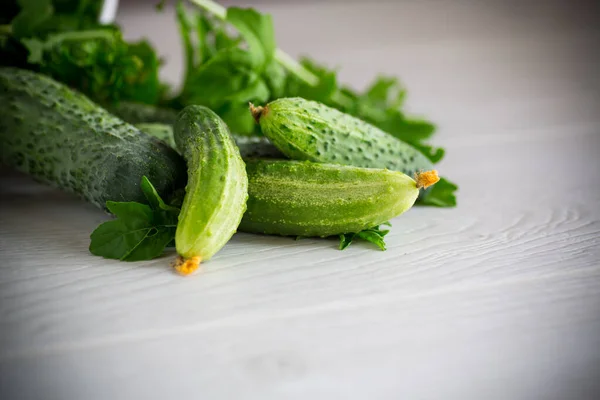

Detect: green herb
[4,1,163,105]
[418,178,458,207]
[89,177,179,261]
[22,29,163,105]
[339,224,391,251]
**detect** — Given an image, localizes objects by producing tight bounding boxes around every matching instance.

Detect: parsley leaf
[338,224,391,251]
[20,28,163,105]
[89,177,179,262]
[11,0,54,39]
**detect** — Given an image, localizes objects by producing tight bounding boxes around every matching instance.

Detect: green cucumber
[239,159,438,237]
[172,105,248,275]
[250,97,433,177]
[234,135,285,159]
[106,101,179,125]
[135,123,177,149]
[135,122,284,159]
[0,67,186,209]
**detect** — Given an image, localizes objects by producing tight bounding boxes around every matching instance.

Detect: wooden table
[1,1,599,399]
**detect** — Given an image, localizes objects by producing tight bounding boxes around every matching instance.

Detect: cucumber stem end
[415,170,440,189]
[173,255,201,276]
[249,102,265,123]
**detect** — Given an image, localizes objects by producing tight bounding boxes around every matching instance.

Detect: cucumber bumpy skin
[250,97,434,177]
[0,67,186,209]
[239,159,439,238]
[173,105,248,275]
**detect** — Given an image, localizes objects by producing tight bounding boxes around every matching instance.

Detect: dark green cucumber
[135,122,284,159]
[107,101,179,125]
[234,135,285,159]
[173,105,248,273]
[240,159,431,237]
[0,67,186,209]
[251,97,433,177]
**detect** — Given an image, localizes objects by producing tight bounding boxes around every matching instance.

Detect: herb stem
[187,0,352,107]
[45,29,115,46]
[189,0,226,19]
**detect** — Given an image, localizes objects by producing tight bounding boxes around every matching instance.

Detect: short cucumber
[251,97,434,177]
[172,105,248,275]
[239,159,439,237]
[0,67,186,209]
[135,122,284,159]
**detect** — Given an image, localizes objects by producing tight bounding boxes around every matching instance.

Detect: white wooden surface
[1,1,600,399]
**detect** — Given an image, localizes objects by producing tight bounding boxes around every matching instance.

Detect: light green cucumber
[135,122,284,159]
[172,105,248,274]
[239,159,439,237]
[0,67,186,209]
[250,97,434,177]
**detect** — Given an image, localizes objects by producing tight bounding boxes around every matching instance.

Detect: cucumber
[239,159,439,237]
[135,122,285,159]
[106,101,179,125]
[172,105,248,275]
[250,97,434,177]
[234,135,285,159]
[135,123,177,149]
[0,67,186,209]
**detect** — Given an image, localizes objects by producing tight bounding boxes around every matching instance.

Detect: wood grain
[1,1,599,399]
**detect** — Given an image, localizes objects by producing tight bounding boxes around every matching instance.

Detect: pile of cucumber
[0,67,441,275]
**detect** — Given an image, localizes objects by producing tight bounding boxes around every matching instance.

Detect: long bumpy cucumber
[239,159,438,237]
[172,105,248,275]
[250,97,433,177]
[135,122,284,159]
[0,67,186,209]
[106,101,179,125]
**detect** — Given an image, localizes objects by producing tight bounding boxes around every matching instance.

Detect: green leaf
[417,177,458,207]
[338,233,356,250]
[226,7,276,68]
[21,29,163,105]
[89,178,180,262]
[89,201,155,260]
[175,0,196,88]
[338,224,391,251]
[364,76,405,109]
[286,58,339,104]
[218,102,259,135]
[20,36,44,63]
[11,0,54,39]
[263,59,286,99]
[140,176,180,213]
[121,227,175,262]
[357,230,387,251]
[183,47,254,106]
[411,142,445,163]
